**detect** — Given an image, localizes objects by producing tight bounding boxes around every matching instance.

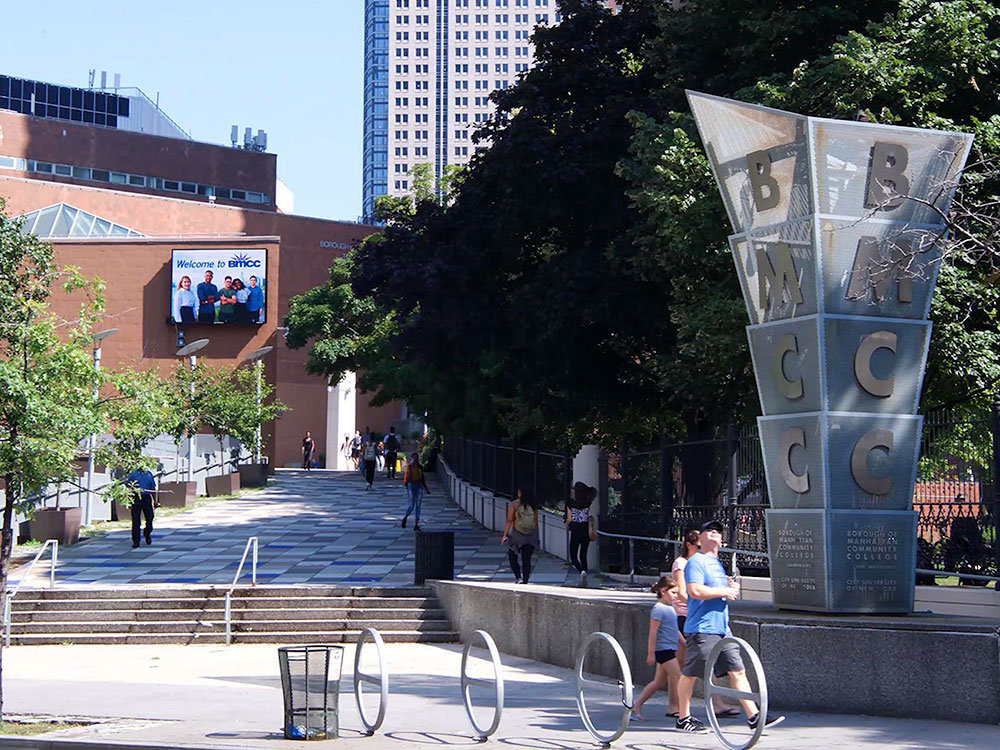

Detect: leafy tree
[98,368,183,507]
[291,0,1000,471]
[0,200,120,719]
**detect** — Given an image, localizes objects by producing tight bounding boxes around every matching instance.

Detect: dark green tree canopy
[288,0,1000,450]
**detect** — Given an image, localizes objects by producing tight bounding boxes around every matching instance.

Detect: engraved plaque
[828,510,917,613]
[766,510,829,611]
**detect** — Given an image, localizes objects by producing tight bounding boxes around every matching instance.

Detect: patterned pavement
[12,469,578,587]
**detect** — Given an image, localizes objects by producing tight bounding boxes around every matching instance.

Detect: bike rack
[353,627,389,735]
[574,632,633,748]
[460,629,504,742]
[703,636,768,750]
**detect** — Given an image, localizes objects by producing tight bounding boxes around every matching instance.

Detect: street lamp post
[244,346,273,464]
[85,328,117,527]
[176,339,210,483]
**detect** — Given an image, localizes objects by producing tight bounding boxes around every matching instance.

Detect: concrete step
[11,618,453,635]
[12,607,447,623]
[12,596,437,612]
[9,630,459,646]
[13,586,431,600]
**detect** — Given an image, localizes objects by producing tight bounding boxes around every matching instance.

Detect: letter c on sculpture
[854,330,897,398]
[779,427,809,493]
[851,429,893,495]
[774,334,803,400]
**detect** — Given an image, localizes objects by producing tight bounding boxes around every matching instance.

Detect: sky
[0,0,364,222]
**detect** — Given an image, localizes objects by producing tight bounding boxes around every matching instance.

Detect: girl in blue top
[631,576,681,721]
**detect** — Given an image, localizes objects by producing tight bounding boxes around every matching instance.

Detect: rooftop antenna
[256,129,267,151]
[100,71,107,89]
[231,125,239,147]
[243,127,252,148]
[113,73,121,90]
[88,69,95,88]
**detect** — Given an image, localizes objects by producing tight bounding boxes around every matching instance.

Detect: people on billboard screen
[170,249,267,325]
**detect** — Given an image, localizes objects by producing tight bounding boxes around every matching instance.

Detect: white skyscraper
[365,0,564,219]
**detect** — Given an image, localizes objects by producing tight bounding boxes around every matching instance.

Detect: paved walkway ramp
[14,469,577,587]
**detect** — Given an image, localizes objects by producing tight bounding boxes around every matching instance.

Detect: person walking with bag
[565,482,596,587]
[501,489,539,584]
[125,465,157,548]
[401,452,430,530]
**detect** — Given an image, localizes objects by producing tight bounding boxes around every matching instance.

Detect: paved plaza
[5,642,998,749]
[12,469,578,587]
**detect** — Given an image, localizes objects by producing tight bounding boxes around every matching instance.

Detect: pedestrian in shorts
[674,520,784,733]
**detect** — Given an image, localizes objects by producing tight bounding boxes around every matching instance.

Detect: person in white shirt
[172,275,197,324]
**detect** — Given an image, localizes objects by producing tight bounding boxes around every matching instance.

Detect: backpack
[385,434,399,452]
[513,502,536,534]
[364,444,377,461]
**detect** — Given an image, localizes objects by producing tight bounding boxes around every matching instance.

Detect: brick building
[0,74,395,469]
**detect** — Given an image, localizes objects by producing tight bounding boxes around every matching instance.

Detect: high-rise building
[361,0,564,221]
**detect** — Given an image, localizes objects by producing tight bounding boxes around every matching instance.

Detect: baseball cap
[700,520,724,533]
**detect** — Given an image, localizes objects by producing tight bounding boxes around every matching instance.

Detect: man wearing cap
[674,520,783,733]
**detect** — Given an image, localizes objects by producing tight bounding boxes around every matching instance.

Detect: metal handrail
[596,529,769,584]
[224,536,258,645]
[596,529,1000,586]
[4,539,59,647]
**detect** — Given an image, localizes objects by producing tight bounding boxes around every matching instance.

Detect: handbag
[588,517,597,542]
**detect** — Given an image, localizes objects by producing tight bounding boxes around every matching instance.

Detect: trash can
[278,645,344,740]
[414,529,455,584]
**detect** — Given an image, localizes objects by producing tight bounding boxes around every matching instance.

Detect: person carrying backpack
[383,427,400,479]
[401,452,430,531]
[363,432,380,490]
[501,488,539,584]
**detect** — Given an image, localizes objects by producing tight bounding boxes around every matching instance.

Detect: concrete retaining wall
[431,580,1000,724]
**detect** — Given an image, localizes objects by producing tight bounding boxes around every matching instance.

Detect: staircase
[8,586,458,645]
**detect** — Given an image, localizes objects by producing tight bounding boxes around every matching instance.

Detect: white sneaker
[580,571,588,586]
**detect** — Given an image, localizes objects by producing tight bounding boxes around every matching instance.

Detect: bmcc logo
[228,252,262,269]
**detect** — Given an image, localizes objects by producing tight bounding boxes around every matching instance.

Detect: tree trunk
[1,471,21,724]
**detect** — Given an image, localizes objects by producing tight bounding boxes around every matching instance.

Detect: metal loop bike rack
[353,627,389,735]
[574,631,633,748]
[460,629,504,742]
[704,636,768,750]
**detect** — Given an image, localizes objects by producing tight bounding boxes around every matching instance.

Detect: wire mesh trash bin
[278,645,344,740]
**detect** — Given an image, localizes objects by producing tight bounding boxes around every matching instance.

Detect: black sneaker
[401,516,407,528]
[748,713,785,730]
[675,716,706,732]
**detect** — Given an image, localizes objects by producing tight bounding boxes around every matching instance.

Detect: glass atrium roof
[17,203,144,238]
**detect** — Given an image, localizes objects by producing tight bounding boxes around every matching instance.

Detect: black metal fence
[443,401,1000,581]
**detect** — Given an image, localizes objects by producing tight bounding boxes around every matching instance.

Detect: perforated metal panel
[688,90,973,613]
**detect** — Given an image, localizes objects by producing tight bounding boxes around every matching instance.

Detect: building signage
[687,92,974,613]
[170,248,268,325]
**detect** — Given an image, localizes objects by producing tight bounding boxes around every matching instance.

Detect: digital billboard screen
[170,249,267,325]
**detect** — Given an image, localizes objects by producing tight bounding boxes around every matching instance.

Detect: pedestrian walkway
[5,641,997,749]
[13,469,578,587]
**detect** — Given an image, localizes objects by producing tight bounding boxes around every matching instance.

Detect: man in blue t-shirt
[125,467,157,549]
[674,520,783,733]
